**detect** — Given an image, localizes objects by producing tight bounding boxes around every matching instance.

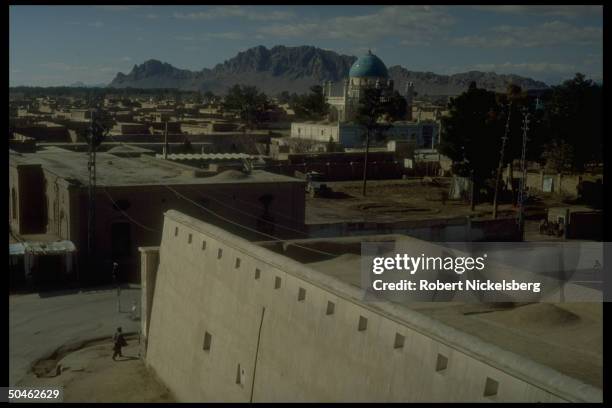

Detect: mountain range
[68,81,108,88]
[108,45,549,96]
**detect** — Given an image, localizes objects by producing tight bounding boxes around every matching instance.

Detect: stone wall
[143,210,601,402]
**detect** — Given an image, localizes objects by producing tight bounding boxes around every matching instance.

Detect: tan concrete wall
[291,123,339,143]
[144,210,601,402]
[505,170,603,197]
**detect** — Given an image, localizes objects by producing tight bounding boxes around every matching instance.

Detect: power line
[107,144,310,232]
[96,101,343,251]
[102,187,159,233]
[164,184,338,258]
[213,183,309,226]
[181,184,310,238]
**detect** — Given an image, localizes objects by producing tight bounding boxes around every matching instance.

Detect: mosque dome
[349,50,389,78]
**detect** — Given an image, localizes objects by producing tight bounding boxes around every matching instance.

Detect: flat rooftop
[9,150,303,188]
[258,234,603,389]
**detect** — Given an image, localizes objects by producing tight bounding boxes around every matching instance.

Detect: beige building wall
[10,152,305,283]
[143,210,601,402]
[291,123,340,143]
[504,169,603,197]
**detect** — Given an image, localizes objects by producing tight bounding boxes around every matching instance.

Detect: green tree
[542,73,602,171]
[355,87,408,196]
[491,84,533,216]
[291,85,329,121]
[439,82,504,209]
[222,85,272,130]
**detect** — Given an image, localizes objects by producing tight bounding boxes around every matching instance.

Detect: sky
[9,5,603,87]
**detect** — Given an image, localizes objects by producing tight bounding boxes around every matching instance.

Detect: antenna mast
[87,108,97,281]
[163,120,169,159]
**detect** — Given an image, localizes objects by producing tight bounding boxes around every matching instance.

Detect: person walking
[112,327,127,361]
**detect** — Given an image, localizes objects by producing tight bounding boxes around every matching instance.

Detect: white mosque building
[324,49,414,122]
[290,50,439,149]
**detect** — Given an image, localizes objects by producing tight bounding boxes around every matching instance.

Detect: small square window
[202,241,207,250]
[174,227,179,236]
[217,248,223,259]
[298,287,306,301]
[394,333,405,349]
[188,234,192,244]
[326,301,335,315]
[358,316,368,331]
[254,269,261,280]
[235,258,241,269]
[484,377,499,397]
[274,277,281,289]
[203,332,212,351]
[436,354,448,372]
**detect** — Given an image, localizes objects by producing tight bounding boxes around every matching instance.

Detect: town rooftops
[9,150,303,188]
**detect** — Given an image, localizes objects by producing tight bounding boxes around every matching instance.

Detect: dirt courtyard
[305,177,584,226]
[307,178,516,224]
[18,335,173,403]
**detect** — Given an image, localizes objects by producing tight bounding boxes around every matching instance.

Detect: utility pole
[87,109,97,282]
[87,104,105,283]
[517,108,530,241]
[492,101,512,219]
[163,120,169,159]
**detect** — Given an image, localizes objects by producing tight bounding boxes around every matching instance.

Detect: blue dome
[349,50,388,78]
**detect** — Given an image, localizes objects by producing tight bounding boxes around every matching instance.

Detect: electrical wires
[102,187,159,233]
[164,184,337,258]
[180,184,310,238]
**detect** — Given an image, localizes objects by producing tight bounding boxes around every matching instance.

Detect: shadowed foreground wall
[144,210,601,402]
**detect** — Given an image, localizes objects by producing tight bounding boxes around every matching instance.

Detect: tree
[439,82,504,210]
[277,91,292,104]
[492,84,529,217]
[542,140,574,173]
[291,85,329,121]
[203,90,218,105]
[541,73,602,171]
[222,85,272,130]
[355,87,408,196]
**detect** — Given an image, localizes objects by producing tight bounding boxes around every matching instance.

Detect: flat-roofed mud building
[9,149,305,283]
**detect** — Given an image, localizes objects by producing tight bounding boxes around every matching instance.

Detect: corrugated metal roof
[9,240,76,256]
[155,153,253,161]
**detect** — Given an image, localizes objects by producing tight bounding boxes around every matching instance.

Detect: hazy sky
[9,5,603,87]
